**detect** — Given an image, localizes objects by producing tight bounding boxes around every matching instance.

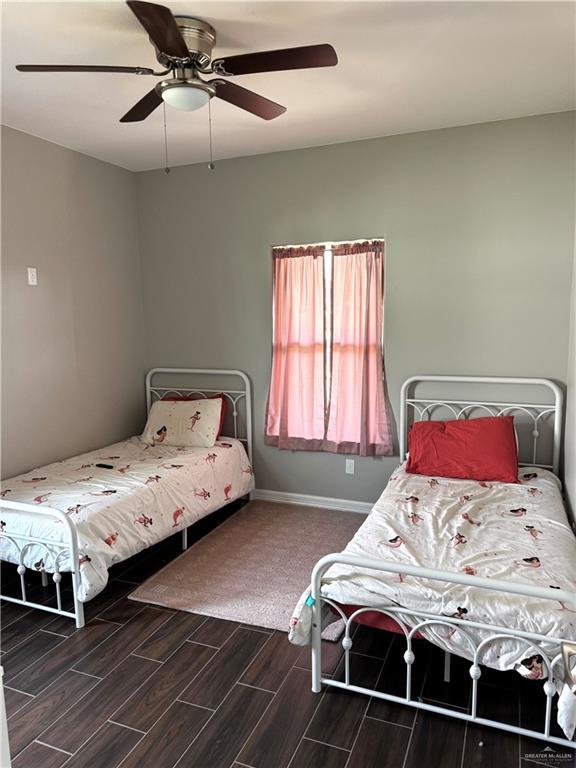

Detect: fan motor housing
[154,16,216,68]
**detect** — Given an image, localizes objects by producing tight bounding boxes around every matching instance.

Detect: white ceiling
[2,1,575,172]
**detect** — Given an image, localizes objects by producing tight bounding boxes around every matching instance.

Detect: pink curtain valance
[272,245,325,259]
[331,240,384,256]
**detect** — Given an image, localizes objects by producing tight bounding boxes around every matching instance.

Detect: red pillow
[162,394,227,438]
[406,416,518,484]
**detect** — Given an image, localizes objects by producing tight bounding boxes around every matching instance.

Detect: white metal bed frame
[0,368,252,630]
[310,375,576,749]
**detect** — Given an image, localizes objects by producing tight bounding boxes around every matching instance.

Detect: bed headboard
[145,368,253,462]
[399,375,563,475]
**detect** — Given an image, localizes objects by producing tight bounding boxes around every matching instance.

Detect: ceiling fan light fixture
[158,80,213,111]
[16,1,338,123]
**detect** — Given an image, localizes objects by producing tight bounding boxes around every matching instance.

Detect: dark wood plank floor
[2,503,576,768]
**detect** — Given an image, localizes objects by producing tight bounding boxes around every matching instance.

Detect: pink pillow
[406,416,518,484]
[162,394,227,438]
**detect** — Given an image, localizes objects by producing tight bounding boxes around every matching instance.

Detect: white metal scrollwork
[310,551,576,750]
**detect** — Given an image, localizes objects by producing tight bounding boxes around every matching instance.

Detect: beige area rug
[129,500,362,637]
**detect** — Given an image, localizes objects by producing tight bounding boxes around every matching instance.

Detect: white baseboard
[252,488,372,515]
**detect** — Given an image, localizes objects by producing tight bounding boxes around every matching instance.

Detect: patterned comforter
[290,464,576,674]
[0,436,254,601]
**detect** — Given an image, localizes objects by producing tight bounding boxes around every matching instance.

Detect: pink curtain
[326,242,392,456]
[265,241,392,456]
[265,246,327,450]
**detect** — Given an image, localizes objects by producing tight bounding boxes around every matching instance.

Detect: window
[265,240,392,456]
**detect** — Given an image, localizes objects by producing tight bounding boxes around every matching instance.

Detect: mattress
[0,436,255,601]
[290,464,576,676]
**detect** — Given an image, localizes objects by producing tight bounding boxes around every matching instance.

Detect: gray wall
[136,111,576,504]
[565,222,576,519]
[1,127,146,478]
[3,115,574,500]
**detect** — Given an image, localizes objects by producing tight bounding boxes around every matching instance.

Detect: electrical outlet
[27,267,38,286]
[345,459,355,475]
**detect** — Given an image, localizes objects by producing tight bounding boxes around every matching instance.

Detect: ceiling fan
[16,0,338,123]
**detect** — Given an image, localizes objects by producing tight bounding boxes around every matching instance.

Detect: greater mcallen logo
[523,745,574,762]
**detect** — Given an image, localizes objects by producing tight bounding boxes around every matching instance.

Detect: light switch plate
[345,459,355,475]
[27,267,38,286]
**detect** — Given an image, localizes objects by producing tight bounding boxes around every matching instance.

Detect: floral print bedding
[0,436,254,601]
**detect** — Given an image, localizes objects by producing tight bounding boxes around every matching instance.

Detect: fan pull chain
[163,103,170,175]
[208,98,215,171]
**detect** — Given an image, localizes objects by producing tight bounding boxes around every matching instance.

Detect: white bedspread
[0,437,254,601]
[290,464,576,675]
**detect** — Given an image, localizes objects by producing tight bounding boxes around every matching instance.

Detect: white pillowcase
[142,399,221,448]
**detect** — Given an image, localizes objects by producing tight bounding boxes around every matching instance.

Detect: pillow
[162,394,227,438]
[142,399,222,448]
[405,415,518,484]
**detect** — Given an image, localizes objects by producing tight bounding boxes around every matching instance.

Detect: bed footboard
[0,500,85,628]
[310,553,576,749]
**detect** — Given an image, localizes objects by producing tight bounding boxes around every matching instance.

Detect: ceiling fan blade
[16,64,154,74]
[213,80,286,120]
[120,88,163,122]
[127,1,189,59]
[212,44,337,76]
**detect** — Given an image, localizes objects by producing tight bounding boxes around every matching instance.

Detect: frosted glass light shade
[161,84,210,111]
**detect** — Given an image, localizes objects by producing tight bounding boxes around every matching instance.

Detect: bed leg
[40,570,48,588]
[75,603,85,629]
[311,608,322,693]
[311,574,323,693]
[71,569,85,629]
[444,650,452,683]
[182,528,188,551]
